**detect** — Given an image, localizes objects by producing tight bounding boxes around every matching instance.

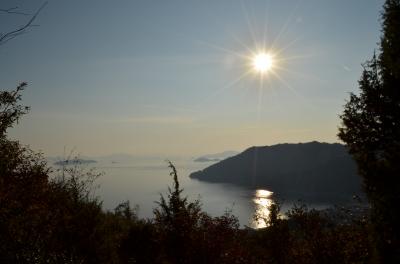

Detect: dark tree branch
[0,33,22,45]
[0,6,31,16]
[0,1,48,45]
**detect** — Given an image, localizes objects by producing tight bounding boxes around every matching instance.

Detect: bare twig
[0,6,31,16]
[0,1,48,45]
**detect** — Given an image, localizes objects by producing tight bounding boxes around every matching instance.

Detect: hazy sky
[1,0,384,157]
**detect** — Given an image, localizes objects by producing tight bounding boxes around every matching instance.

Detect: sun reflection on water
[252,189,274,228]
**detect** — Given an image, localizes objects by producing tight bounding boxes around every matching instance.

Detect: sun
[253,52,274,74]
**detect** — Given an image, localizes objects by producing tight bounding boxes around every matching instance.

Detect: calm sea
[76,158,330,228]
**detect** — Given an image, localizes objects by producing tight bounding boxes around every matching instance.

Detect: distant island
[54,159,97,166]
[190,142,363,202]
[194,157,221,162]
[193,151,239,163]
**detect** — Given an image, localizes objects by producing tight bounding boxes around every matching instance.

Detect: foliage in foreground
[338,0,400,262]
[2,0,399,262]
[0,86,373,263]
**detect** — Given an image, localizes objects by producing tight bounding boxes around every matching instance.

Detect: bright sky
[1,0,384,157]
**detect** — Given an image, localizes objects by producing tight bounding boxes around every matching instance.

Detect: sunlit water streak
[251,189,274,228]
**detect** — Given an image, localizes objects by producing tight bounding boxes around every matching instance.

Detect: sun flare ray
[194,69,253,108]
[240,0,258,50]
[192,0,313,117]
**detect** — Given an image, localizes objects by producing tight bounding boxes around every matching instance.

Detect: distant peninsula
[54,159,97,166]
[190,142,363,202]
[194,157,221,162]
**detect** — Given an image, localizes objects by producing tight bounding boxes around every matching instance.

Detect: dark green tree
[0,82,29,136]
[338,0,400,262]
[0,85,116,263]
[153,161,203,263]
[152,162,244,264]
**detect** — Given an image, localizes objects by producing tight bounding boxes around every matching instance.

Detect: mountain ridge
[190,141,362,202]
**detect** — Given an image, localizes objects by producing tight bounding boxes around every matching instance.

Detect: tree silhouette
[0,82,29,136]
[153,161,203,263]
[338,0,400,262]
